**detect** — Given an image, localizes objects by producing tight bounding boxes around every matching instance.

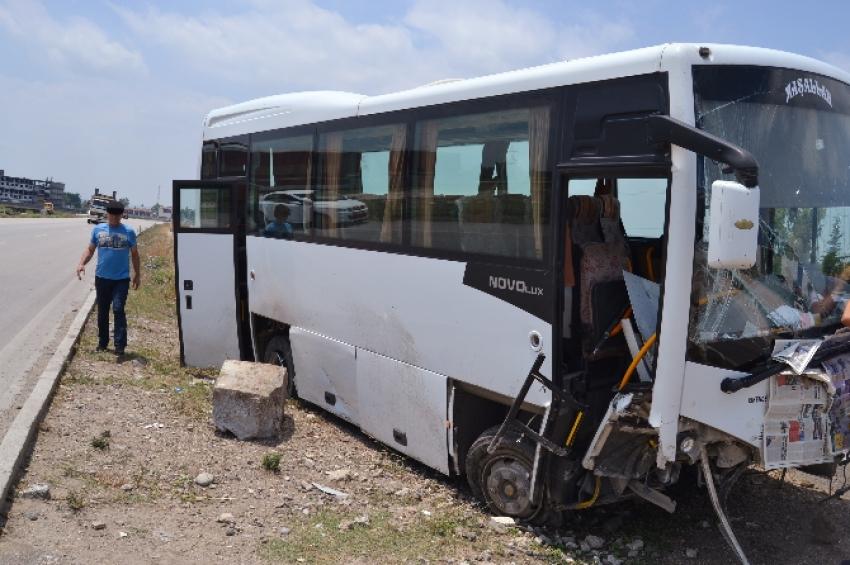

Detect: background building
[0,169,65,205]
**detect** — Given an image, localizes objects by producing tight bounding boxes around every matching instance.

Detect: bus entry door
[172,180,247,367]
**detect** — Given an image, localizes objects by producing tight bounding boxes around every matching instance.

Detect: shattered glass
[689,67,850,362]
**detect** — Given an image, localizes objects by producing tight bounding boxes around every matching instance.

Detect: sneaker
[115,348,125,357]
[96,345,108,352]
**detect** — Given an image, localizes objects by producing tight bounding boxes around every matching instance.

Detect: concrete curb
[0,288,97,512]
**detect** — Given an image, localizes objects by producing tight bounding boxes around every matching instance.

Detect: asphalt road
[0,217,157,440]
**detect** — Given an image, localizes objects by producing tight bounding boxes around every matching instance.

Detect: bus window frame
[242,87,562,271]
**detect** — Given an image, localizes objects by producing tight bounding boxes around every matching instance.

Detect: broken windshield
[689,66,850,366]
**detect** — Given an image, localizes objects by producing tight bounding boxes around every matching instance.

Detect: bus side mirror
[707,180,760,270]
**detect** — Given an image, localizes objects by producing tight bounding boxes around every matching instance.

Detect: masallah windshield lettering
[785,77,833,107]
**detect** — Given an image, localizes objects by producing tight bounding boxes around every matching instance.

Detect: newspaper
[822,352,850,386]
[772,340,821,374]
[763,371,833,469]
[822,353,850,452]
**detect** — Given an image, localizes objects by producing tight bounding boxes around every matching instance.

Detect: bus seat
[591,279,630,345]
[579,242,629,333]
[567,194,631,358]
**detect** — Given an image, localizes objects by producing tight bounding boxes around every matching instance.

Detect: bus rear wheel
[466,426,537,519]
[264,335,296,398]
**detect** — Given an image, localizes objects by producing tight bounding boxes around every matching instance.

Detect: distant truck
[87,189,125,224]
[42,201,54,215]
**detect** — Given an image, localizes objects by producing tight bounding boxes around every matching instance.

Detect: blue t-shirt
[263,220,293,239]
[90,223,137,280]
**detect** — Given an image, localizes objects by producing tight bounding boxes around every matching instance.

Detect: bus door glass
[172,180,246,367]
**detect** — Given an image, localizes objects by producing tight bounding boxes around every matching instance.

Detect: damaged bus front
[506,60,850,561]
[685,66,850,475]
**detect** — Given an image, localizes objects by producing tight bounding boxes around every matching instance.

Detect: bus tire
[264,335,296,398]
[465,425,537,519]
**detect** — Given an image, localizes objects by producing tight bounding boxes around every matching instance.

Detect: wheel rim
[484,456,533,517]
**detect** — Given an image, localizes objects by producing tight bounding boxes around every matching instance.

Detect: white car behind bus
[259,189,368,227]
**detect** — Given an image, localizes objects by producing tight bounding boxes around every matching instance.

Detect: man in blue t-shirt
[75,201,141,356]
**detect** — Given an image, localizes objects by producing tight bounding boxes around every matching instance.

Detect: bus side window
[249,134,313,237]
[315,124,405,244]
[411,106,551,261]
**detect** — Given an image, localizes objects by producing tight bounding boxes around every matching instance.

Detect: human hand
[76,265,85,280]
[132,274,140,290]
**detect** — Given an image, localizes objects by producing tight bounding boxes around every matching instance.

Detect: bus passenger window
[249,134,313,237]
[411,106,551,260]
[315,124,405,244]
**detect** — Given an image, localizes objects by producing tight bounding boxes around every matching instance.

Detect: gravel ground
[1,225,849,564]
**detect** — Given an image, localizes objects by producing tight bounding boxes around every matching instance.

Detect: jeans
[95,276,130,351]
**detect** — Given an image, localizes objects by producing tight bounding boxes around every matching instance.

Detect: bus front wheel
[264,335,296,398]
[465,425,537,519]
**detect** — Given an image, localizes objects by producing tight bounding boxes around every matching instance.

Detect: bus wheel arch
[253,315,296,398]
[465,425,537,519]
[263,334,296,398]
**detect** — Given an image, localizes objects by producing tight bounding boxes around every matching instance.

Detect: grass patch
[90,431,111,450]
[262,452,281,472]
[66,490,86,512]
[259,508,485,563]
[126,224,176,322]
[0,206,46,218]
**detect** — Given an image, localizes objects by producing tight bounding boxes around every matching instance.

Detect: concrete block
[213,360,287,440]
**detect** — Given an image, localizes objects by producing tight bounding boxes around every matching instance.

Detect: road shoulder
[0,290,96,513]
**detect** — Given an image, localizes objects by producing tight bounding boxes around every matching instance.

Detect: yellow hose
[568,476,601,510]
[608,307,633,338]
[617,333,657,391]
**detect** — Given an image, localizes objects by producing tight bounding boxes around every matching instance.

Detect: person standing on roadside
[75,202,141,356]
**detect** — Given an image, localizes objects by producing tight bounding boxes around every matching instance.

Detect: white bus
[173,43,850,557]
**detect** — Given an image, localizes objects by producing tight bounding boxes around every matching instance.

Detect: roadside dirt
[1,224,849,564]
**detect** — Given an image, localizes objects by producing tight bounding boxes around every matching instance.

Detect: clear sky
[0,0,848,206]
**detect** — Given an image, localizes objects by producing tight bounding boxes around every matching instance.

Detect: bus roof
[203,43,850,140]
